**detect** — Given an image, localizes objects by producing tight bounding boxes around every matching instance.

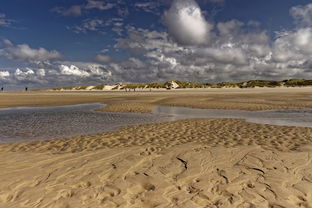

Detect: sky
[1,0,312,89]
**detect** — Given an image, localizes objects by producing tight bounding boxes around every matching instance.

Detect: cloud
[163,0,212,45]
[70,19,106,33]
[217,20,244,36]
[32,2,312,87]
[6,2,312,89]
[85,0,115,10]
[290,3,312,27]
[198,47,247,65]
[59,65,90,77]
[52,0,116,17]
[12,68,47,84]
[69,18,124,34]
[94,55,114,63]
[36,68,46,77]
[111,8,312,83]
[52,5,82,17]
[292,28,312,53]
[272,28,312,62]
[14,68,35,81]
[117,6,129,17]
[58,62,112,78]
[0,71,10,80]
[0,61,113,89]
[0,13,14,27]
[134,2,161,14]
[0,39,62,63]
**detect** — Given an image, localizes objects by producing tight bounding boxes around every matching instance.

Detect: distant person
[1,87,3,92]
[25,87,28,91]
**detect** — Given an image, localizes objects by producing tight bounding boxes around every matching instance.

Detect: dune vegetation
[51,79,312,91]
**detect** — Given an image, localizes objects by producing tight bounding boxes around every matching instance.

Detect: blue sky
[1,0,312,89]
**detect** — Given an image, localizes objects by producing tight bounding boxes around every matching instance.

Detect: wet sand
[1,88,312,207]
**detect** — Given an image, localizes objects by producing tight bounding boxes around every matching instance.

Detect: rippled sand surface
[1,89,312,208]
[2,142,312,208]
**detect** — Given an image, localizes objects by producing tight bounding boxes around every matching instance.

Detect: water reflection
[153,106,312,128]
[1,103,312,143]
[0,103,170,142]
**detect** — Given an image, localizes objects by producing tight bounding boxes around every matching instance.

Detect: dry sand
[2,144,312,208]
[1,88,312,207]
[1,87,312,113]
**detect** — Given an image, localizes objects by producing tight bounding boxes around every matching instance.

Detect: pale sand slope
[1,144,312,208]
[1,119,312,207]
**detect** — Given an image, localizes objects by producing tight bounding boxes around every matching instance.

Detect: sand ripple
[2,118,312,153]
[1,144,312,207]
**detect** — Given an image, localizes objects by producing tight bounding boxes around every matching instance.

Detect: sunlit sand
[1,88,312,207]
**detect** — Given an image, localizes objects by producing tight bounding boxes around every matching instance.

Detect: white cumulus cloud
[14,68,36,81]
[36,68,46,77]
[163,0,212,45]
[59,65,90,77]
[272,28,312,62]
[0,71,10,79]
[0,39,62,63]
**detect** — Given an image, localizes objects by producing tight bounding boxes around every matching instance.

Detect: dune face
[1,89,312,207]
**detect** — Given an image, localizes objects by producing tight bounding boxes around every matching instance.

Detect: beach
[1,88,312,207]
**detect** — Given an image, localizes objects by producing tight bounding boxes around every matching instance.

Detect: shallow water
[153,106,312,128]
[1,103,312,143]
[0,103,172,143]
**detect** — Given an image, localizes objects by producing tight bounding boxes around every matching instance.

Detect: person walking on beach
[1,87,3,92]
[25,86,28,91]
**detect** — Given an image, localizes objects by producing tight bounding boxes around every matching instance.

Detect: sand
[1,88,312,207]
[2,144,312,208]
[1,87,312,113]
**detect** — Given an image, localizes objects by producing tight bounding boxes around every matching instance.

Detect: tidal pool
[153,106,312,128]
[0,103,172,143]
[1,103,312,142]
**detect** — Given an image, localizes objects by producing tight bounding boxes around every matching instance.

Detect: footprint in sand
[54,189,74,200]
[73,181,91,189]
[288,194,312,208]
[139,146,162,156]
[96,185,121,204]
